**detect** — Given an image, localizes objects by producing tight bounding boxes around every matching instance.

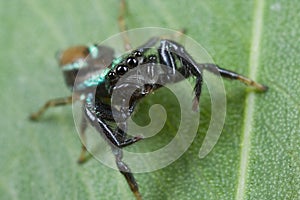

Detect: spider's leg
[29,96,73,120]
[84,101,142,148]
[135,37,160,53]
[118,0,131,50]
[158,39,203,111]
[84,99,142,199]
[134,30,186,54]
[200,63,268,91]
[113,147,142,200]
[192,76,203,111]
[77,111,92,164]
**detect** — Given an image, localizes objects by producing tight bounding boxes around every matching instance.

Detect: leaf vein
[235,0,265,199]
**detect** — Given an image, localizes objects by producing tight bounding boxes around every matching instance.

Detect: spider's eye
[107,71,116,79]
[116,64,129,75]
[148,54,157,62]
[133,50,142,57]
[126,56,138,68]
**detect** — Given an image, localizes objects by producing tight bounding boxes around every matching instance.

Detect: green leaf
[1,0,299,200]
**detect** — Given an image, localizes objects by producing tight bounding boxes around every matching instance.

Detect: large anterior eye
[116,64,129,75]
[126,57,138,68]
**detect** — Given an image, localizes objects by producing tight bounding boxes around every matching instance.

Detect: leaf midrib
[235,0,265,199]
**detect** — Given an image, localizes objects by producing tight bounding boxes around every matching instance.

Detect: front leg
[158,39,203,111]
[113,147,142,200]
[84,101,142,148]
[84,101,142,199]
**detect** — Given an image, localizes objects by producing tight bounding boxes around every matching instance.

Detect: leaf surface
[0,0,299,199]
